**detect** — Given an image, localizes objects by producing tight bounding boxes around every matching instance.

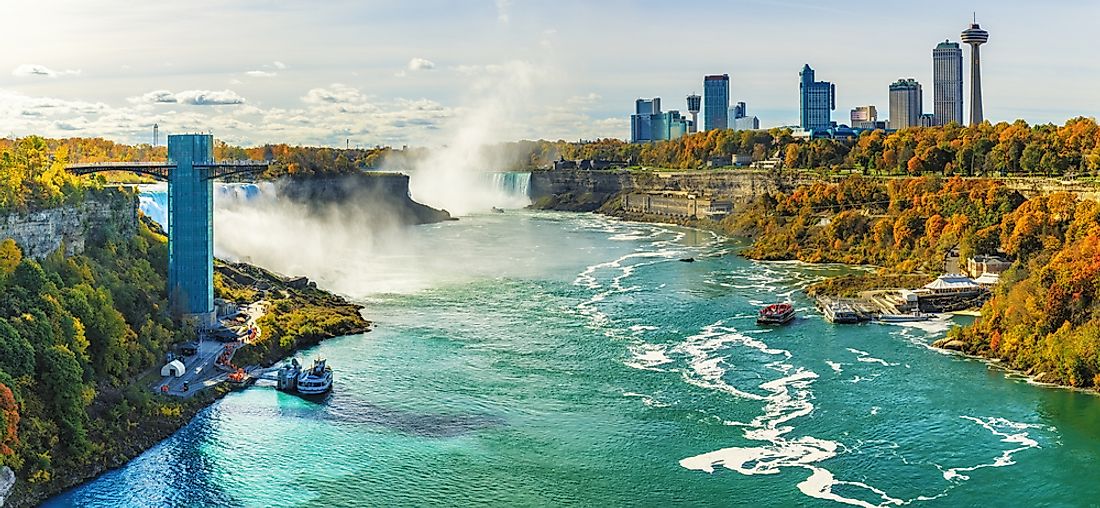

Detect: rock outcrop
[529,168,813,212]
[275,172,452,225]
[0,466,14,506]
[0,189,137,259]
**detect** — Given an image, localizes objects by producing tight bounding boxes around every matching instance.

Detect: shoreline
[10,264,371,508]
[532,196,1100,397]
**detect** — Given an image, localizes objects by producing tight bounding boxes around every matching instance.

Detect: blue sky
[0,0,1097,147]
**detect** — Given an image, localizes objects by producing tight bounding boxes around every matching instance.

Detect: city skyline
[0,1,1098,147]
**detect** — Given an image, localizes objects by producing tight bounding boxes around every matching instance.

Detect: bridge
[67,134,270,327]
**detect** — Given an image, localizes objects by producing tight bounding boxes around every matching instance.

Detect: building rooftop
[923,273,980,291]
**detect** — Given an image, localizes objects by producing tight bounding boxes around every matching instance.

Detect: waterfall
[138,182,268,229]
[485,172,531,209]
[137,184,169,228]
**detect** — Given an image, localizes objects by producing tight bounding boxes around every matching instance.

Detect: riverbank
[5,261,370,508]
[531,173,1100,395]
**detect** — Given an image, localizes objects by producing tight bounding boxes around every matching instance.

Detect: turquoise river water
[48,209,1100,507]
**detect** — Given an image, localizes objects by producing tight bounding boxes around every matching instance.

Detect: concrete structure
[622,191,732,220]
[66,134,267,327]
[919,113,935,127]
[799,64,835,130]
[850,105,878,129]
[734,116,760,130]
[933,40,964,126]
[686,94,701,133]
[703,74,730,131]
[630,98,691,142]
[961,17,989,125]
[889,78,923,129]
[215,298,240,318]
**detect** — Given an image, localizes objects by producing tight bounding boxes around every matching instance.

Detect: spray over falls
[138,174,532,297]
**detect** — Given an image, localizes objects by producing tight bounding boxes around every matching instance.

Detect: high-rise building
[799,64,835,130]
[630,97,691,142]
[686,94,701,133]
[734,116,760,131]
[919,113,936,128]
[703,74,730,131]
[889,78,923,130]
[660,111,693,140]
[961,17,989,125]
[729,101,758,130]
[850,105,878,128]
[933,40,964,126]
[730,101,747,120]
[631,98,661,143]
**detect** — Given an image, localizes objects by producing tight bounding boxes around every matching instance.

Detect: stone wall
[0,190,137,259]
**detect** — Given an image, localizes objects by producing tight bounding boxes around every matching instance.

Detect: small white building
[918,273,982,296]
[161,360,186,378]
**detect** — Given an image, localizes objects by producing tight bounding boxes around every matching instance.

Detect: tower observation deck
[67,134,269,327]
[960,17,989,125]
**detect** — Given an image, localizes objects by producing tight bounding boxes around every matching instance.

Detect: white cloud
[567,92,601,106]
[245,70,277,78]
[130,89,245,106]
[175,90,246,106]
[302,83,367,105]
[131,90,179,104]
[12,64,81,78]
[273,61,287,70]
[408,58,436,71]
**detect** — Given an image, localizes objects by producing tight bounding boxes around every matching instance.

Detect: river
[48,188,1100,506]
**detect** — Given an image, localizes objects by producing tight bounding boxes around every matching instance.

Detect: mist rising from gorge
[403,61,545,216]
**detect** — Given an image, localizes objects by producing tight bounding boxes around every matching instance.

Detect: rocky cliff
[530,169,811,211]
[0,467,13,507]
[0,189,137,259]
[275,172,452,225]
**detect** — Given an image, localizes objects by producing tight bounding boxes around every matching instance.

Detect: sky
[0,0,1098,148]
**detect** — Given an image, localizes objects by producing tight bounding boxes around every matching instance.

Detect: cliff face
[530,169,811,211]
[0,189,137,259]
[274,172,452,225]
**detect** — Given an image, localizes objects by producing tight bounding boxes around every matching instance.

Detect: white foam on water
[846,348,899,367]
[623,391,670,408]
[629,324,659,334]
[940,416,1048,481]
[675,320,913,508]
[825,361,843,373]
[625,343,673,371]
[671,322,770,401]
[883,316,956,336]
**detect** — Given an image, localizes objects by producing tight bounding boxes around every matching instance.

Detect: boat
[276,358,301,392]
[874,312,932,323]
[490,207,505,214]
[295,358,333,395]
[822,302,861,324]
[757,302,795,325]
